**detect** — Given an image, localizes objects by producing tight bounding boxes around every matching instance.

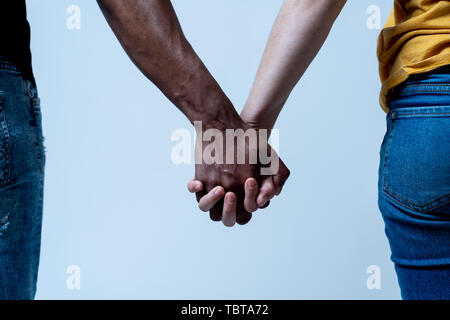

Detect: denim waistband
[0,61,23,74]
[389,65,450,110]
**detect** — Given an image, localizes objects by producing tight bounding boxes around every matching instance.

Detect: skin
[189,0,347,226]
[97,0,290,225]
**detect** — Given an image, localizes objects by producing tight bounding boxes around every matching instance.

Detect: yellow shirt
[377,0,450,112]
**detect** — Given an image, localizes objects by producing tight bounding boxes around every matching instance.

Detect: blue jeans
[378,65,450,300]
[0,61,45,299]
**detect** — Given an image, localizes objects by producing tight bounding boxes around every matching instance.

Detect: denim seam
[399,89,450,93]
[0,93,10,187]
[392,112,450,119]
[0,62,23,74]
[392,256,450,268]
[383,187,450,213]
[396,83,450,88]
[396,83,450,89]
[391,105,450,118]
[381,113,394,203]
[30,98,45,173]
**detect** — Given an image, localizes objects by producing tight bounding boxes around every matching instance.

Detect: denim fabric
[378,66,450,300]
[0,61,45,300]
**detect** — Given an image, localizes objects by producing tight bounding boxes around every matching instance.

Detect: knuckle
[259,200,270,209]
[236,212,252,225]
[209,213,222,222]
[274,187,282,195]
[262,188,274,199]
[283,168,291,180]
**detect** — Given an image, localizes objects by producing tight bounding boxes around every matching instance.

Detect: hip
[0,61,45,187]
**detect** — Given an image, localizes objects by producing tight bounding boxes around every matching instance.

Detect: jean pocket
[382,106,450,213]
[0,92,10,186]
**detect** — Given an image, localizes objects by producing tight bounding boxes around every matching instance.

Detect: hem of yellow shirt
[380,55,450,113]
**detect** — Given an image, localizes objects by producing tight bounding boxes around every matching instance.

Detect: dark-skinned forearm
[97,0,243,129]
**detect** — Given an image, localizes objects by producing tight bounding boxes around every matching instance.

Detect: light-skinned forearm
[97,0,244,130]
[241,0,347,130]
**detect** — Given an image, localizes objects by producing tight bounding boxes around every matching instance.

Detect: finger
[187,179,203,193]
[198,186,225,212]
[235,195,252,225]
[259,200,270,209]
[236,201,252,225]
[196,189,207,203]
[257,177,275,208]
[210,198,224,221]
[273,159,290,195]
[244,178,259,213]
[222,192,237,227]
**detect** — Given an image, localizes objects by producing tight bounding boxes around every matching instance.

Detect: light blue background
[27,0,398,299]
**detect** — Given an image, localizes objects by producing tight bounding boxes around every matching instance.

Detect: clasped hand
[187,119,290,227]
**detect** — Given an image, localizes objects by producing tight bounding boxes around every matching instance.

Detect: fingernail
[195,182,202,190]
[215,187,223,195]
[226,194,235,203]
[248,180,256,188]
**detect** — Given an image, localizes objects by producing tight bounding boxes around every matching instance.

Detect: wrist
[173,75,245,131]
[241,93,286,131]
[240,109,275,131]
[202,97,246,131]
